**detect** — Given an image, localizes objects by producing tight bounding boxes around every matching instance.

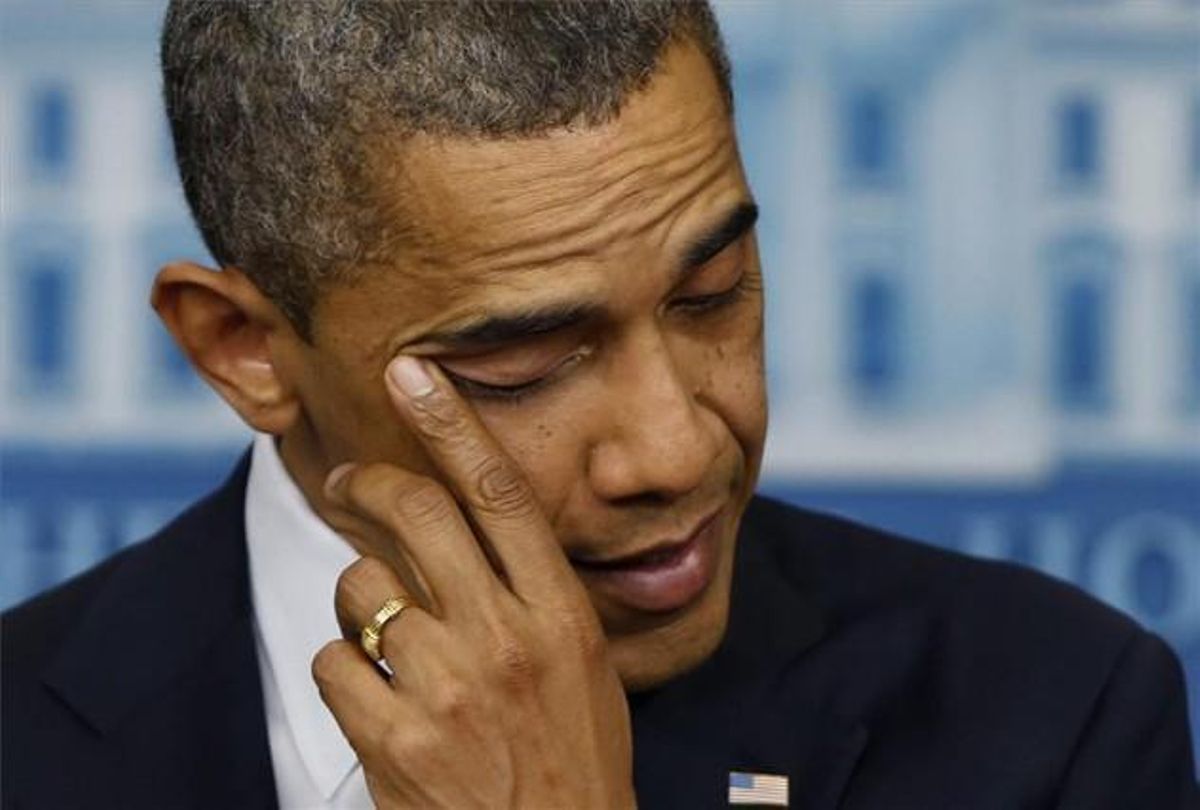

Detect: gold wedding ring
[360,596,415,662]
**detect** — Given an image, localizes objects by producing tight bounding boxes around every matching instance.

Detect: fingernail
[387,356,436,399]
[324,463,355,497]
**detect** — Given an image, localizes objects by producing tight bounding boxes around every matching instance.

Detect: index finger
[384,355,582,603]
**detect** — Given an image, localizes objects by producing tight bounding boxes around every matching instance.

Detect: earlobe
[151,261,301,434]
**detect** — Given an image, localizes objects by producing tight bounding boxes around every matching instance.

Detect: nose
[586,330,722,504]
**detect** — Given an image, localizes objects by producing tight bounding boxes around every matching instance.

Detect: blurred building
[726,0,1200,477]
[1,0,1198,754]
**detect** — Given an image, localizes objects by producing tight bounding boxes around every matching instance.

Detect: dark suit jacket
[4,457,1197,809]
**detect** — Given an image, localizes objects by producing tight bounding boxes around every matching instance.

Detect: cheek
[697,311,768,453]
[299,354,423,468]
[485,315,768,521]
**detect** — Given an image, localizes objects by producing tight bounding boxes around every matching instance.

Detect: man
[3,2,1197,808]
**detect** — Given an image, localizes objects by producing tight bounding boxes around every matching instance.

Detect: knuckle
[431,678,475,720]
[392,477,454,526]
[341,463,395,509]
[335,556,388,603]
[576,626,609,666]
[487,631,542,690]
[470,456,534,517]
[556,608,607,661]
[310,641,342,687]
[333,557,393,636]
[333,567,357,611]
[376,718,418,765]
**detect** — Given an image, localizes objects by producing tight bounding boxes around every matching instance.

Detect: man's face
[285,42,767,690]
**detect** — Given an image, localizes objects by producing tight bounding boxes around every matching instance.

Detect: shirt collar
[244,433,361,800]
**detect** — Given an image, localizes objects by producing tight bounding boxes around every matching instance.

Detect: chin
[608,494,744,692]
[610,577,733,694]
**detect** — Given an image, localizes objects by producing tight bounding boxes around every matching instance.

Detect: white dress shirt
[245,434,373,809]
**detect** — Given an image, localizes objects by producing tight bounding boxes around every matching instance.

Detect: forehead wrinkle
[390,62,736,267]
[324,127,740,365]
[449,126,741,277]
[336,42,742,362]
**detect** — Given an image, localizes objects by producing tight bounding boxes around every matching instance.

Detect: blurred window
[849,272,902,402]
[1052,268,1114,413]
[28,84,74,181]
[1056,95,1102,188]
[1056,277,1108,409]
[17,251,77,394]
[842,88,899,189]
[1049,234,1117,412]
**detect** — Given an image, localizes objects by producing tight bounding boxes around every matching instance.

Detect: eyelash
[441,348,592,404]
[443,273,754,404]
[441,366,557,404]
[672,271,755,315]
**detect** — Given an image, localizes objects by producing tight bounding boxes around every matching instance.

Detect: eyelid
[440,367,552,402]
[438,345,595,403]
[675,231,748,290]
[673,266,753,313]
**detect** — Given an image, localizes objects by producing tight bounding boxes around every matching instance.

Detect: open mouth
[571,509,723,613]
[574,535,700,570]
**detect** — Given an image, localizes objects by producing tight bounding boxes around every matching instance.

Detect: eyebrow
[413,200,759,352]
[413,303,603,351]
[679,201,759,275]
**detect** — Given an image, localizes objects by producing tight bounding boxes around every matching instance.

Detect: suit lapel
[42,453,279,809]
[632,501,869,809]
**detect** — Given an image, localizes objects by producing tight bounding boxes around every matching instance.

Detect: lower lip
[574,512,722,614]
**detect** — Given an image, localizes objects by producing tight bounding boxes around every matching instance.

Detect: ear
[151,261,302,435]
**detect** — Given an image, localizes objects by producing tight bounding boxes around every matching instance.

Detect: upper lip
[568,506,723,569]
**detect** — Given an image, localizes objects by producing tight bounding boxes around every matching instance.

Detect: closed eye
[437,347,593,404]
[672,271,757,315]
[440,367,553,403]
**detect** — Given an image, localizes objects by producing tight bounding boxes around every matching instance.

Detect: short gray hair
[161,0,731,339]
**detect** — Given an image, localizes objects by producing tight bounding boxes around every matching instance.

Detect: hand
[311,356,635,809]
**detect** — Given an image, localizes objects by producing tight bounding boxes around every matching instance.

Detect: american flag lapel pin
[728,770,789,807]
